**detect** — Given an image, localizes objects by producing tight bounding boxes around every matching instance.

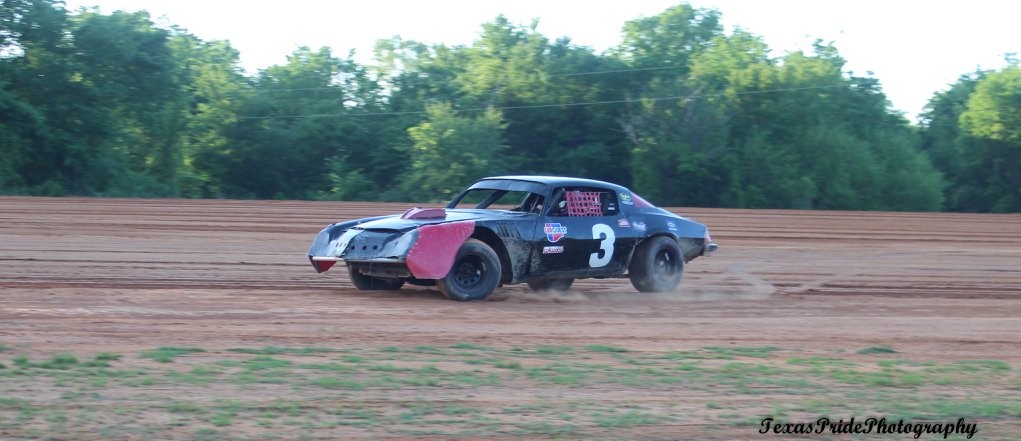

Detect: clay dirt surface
[0,197,1019,440]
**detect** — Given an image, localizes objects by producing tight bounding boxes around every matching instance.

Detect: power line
[232,84,846,120]
[219,64,691,95]
[546,65,685,78]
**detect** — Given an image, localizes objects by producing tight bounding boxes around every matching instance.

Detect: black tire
[526,278,574,291]
[629,236,684,293]
[437,239,502,301]
[348,267,405,291]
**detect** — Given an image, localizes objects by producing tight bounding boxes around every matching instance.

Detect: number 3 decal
[590,223,615,267]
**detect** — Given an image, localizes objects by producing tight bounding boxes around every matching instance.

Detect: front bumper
[307,220,476,280]
[308,228,416,273]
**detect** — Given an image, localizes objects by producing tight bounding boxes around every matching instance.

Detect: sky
[63,0,1020,122]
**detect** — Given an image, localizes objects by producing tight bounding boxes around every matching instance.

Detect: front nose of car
[702,228,718,256]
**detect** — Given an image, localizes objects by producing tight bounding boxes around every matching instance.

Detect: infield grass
[0,343,1017,439]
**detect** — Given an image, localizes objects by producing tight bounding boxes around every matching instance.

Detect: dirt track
[1,197,1019,439]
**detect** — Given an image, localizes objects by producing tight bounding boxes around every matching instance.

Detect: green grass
[228,346,335,356]
[492,360,522,369]
[340,355,364,363]
[533,345,574,355]
[592,408,665,428]
[585,344,628,353]
[856,345,898,354]
[140,347,205,363]
[168,401,203,413]
[11,353,79,370]
[704,346,781,358]
[449,342,495,351]
[241,356,293,371]
[2,344,1017,439]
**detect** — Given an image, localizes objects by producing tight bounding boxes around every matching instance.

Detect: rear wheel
[526,278,574,291]
[629,236,684,292]
[348,266,405,291]
[437,239,502,301]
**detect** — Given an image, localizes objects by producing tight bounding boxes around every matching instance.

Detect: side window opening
[549,187,618,217]
[566,190,602,216]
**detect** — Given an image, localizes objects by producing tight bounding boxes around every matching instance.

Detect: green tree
[456,17,630,180]
[919,72,990,211]
[203,46,387,199]
[1,0,111,195]
[402,103,508,201]
[71,9,183,195]
[958,66,1021,211]
[611,5,727,205]
[0,84,45,191]
[613,4,721,74]
[168,30,250,197]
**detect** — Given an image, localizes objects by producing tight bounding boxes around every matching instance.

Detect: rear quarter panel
[624,206,709,262]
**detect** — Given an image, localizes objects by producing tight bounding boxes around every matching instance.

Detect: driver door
[532,187,637,277]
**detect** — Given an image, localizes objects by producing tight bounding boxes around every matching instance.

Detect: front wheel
[629,236,684,292]
[437,239,502,301]
[348,266,405,291]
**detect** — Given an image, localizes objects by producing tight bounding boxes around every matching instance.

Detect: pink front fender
[405,220,476,279]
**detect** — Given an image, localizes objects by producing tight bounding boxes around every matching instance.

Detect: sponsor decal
[544,223,567,242]
[632,221,647,232]
[619,192,634,205]
[667,221,677,231]
[618,218,631,228]
[542,245,564,254]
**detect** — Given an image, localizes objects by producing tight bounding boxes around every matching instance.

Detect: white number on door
[589,223,615,267]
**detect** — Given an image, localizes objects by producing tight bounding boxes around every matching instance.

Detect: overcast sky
[63,0,1020,121]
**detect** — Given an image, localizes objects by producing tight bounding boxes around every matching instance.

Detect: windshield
[448,189,546,213]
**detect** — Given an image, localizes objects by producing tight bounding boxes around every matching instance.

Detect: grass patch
[228,346,334,355]
[856,345,897,354]
[492,360,522,369]
[311,377,365,390]
[340,355,364,363]
[241,356,293,371]
[787,356,858,373]
[167,401,203,413]
[585,344,628,353]
[140,347,205,363]
[411,345,443,354]
[11,353,79,370]
[299,362,356,373]
[592,409,664,428]
[534,345,574,355]
[705,346,781,358]
[526,362,591,386]
[94,353,121,361]
[2,345,1016,439]
[449,343,494,351]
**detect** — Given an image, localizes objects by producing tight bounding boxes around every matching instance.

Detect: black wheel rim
[453,255,484,288]
[653,248,677,278]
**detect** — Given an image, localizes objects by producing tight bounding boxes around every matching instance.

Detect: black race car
[308,176,717,301]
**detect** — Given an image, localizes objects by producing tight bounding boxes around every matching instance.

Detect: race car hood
[353,209,489,232]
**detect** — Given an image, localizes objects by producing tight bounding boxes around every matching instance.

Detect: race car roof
[477,175,630,193]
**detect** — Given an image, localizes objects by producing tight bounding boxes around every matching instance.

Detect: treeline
[1,1,1019,211]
